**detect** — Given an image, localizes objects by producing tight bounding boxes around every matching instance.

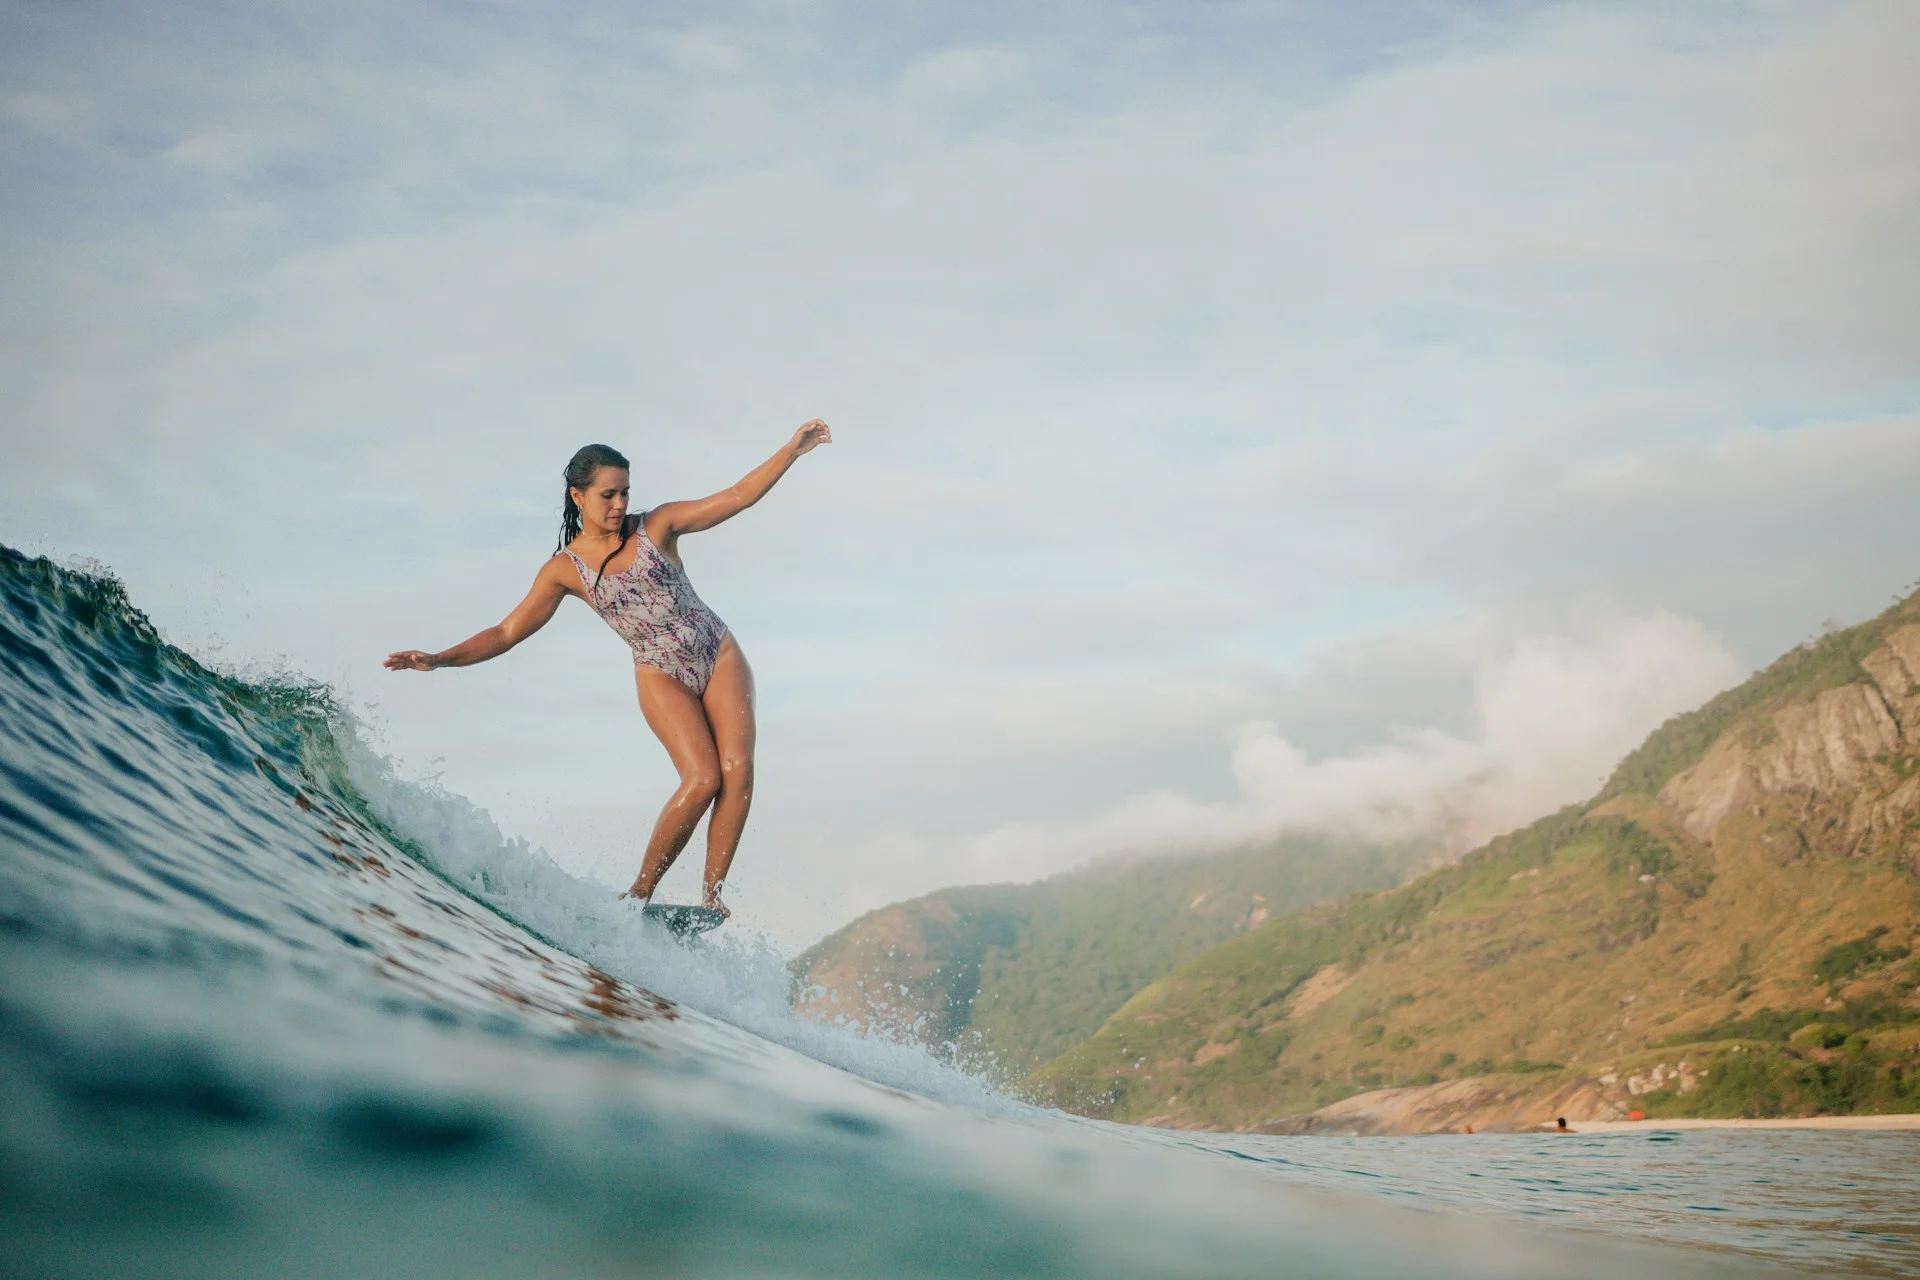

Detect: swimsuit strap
[560,549,599,607]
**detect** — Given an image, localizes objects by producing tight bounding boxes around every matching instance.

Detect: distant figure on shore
[1554,1117,1573,1133]
[1461,1124,1474,1135]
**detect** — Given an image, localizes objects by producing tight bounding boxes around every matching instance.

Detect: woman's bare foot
[702,882,731,919]
[619,884,651,903]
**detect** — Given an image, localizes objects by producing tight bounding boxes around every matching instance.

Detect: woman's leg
[699,634,756,912]
[625,666,722,900]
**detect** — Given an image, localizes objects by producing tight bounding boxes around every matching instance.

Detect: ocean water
[0,546,1910,1279]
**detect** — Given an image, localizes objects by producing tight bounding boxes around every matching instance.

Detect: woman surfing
[384,421,832,920]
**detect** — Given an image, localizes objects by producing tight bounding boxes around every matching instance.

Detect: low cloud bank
[953,611,1741,881]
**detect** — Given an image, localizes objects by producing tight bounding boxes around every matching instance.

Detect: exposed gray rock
[1660,626,1920,844]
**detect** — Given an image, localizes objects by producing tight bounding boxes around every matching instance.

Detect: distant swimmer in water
[1554,1117,1573,1133]
[384,422,833,917]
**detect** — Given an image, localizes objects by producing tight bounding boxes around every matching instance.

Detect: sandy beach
[1551,1114,1920,1134]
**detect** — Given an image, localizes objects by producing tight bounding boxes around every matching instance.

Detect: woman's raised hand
[383,650,438,672]
[789,419,832,456]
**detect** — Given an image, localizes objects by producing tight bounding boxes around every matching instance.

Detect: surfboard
[641,902,727,939]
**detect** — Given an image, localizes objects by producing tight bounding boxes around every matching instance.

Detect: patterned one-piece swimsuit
[564,516,730,695]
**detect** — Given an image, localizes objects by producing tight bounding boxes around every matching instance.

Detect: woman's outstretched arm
[384,559,572,672]
[648,420,831,541]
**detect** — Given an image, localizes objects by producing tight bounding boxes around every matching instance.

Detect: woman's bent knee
[719,755,754,791]
[680,768,723,806]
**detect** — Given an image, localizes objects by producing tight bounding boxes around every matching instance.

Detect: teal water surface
[0,547,1899,1278]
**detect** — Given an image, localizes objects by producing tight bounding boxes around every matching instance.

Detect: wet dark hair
[557,443,632,589]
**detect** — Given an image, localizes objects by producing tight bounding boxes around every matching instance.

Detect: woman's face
[571,466,630,536]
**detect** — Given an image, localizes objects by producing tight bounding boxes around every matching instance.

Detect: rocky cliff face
[1025,594,1920,1131]
[1662,625,1920,851]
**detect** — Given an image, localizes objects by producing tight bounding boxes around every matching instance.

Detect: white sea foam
[338,723,1019,1116]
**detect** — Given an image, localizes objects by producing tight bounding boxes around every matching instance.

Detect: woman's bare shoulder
[541,551,585,588]
[639,507,681,546]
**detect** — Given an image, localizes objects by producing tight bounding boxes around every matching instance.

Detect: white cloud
[914,611,1740,888]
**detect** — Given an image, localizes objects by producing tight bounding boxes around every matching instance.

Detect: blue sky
[4,1,1917,944]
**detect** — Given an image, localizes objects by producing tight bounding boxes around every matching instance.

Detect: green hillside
[793,837,1429,1080]
[1027,588,1920,1129]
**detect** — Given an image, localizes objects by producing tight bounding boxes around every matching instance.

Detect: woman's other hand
[789,419,832,456]
[383,650,438,672]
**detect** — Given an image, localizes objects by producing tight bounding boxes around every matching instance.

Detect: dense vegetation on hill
[793,837,1430,1080]
[1026,588,1920,1129]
